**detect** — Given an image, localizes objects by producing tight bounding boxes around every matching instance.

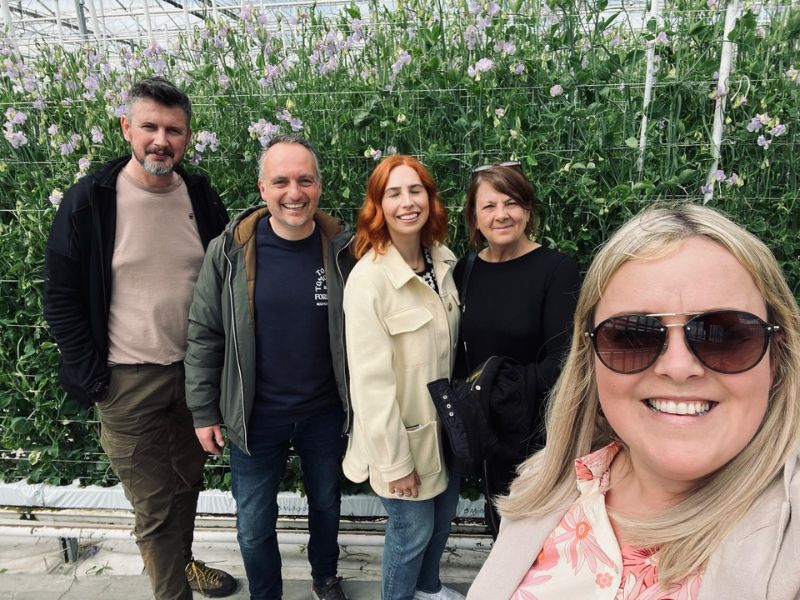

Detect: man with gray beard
[43,77,235,600]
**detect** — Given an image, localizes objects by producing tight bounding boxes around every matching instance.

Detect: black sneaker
[185,559,237,597]
[312,575,350,600]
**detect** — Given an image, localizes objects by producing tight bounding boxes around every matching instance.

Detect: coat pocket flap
[384,307,432,335]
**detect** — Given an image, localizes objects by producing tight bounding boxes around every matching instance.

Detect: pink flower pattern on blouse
[511,443,702,600]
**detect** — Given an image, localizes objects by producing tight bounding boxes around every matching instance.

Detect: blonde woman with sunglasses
[467,202,800,600]
[454,162,580,536]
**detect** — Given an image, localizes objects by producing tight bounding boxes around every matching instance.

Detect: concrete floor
[0,524,487,599]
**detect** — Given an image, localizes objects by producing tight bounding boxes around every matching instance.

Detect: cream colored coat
[342,243,460,500]
[467,448,800,600]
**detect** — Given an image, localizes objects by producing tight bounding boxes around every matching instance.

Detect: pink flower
[534,535,559,571]
[511,571,552,600]
[550,84,563,97]
[595,572,613,588]
[552,505,615,574]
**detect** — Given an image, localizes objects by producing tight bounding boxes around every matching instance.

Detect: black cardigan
[43,156,228,407]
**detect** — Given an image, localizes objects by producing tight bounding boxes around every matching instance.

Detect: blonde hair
[499,201,800,585]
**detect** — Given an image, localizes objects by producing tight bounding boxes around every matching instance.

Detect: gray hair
[257,134,321,183]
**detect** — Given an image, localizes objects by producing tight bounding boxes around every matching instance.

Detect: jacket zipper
[335,236,354,434]
[224,241,248,455]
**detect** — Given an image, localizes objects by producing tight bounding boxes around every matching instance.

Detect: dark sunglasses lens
[685,311,768,373]
[594,315,665,373]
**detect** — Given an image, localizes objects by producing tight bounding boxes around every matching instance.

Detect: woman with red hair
[343,155,464,600]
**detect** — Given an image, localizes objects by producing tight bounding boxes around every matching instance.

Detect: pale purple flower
[78,157,91,173]
[195,130,220,153]
[364,146,382,161]
[467,1,482,15]
[513,63,525,75]
[143,43,163,59]
[476,16,492,30]
[240,5,252,20]
[757,135,771,149]
[700,183,713,194]
[248,119,280,147]
[707,0,718,8]
[59,142,76,156]
[712,169,726,182]
[655,31,669,45]
[114,104,126,118]
[47,124,59,136]
[746,117,763,132]
[130,58,142,70]
[71,133,81,146]
[4,129,28,148]
[152,59,167,75]
[494,40,516,55]
[385,146,398,156]
[468,58,494,79]
[768,124,786,137]
[465,25,478,50]
[392,51,412,76]
[610,34,624,48]
[219,74,230,90]
[82,75,99,99]
[758,113,771,125]
[725,172,739,186]
[787,66,800,84]
[289,118,303,132]
[48,189,64,206]
[487,2,500,16]
[33,98,45,110]
[4,108,26,125]
[550,84,564,97]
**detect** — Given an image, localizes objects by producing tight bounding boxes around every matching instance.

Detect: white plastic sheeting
[0,480,486,518]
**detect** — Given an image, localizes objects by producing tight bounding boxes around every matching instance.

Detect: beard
[135,146,180,176]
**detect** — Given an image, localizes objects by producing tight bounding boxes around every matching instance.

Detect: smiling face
[594,237,772,495]
[121,98,190,181]
[381,164,430,245]
[258,142,321,240]
[474,181,531,252]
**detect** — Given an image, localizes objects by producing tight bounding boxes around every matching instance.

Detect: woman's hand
[389,469,421,498]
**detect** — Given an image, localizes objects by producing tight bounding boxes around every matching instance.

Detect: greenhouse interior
[0,0,798,596]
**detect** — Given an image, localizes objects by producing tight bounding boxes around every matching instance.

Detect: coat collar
[371,242,456,290]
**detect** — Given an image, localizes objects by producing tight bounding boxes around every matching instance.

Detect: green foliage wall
[1,0,798,493]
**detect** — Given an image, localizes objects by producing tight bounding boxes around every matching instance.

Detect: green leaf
[624,136,639,148]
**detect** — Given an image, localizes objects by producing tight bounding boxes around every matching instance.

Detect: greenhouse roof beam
[157,0,210,24]
[9,4,86,34]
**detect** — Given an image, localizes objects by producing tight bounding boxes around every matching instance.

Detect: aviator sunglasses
[586,310,780,375]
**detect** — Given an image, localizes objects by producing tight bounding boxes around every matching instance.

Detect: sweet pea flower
[364,146,382,161]
[550,84,564,97]
[494,40,516,55]
[5,107,27,125]
[746,116,763,132]
[757,135,771,149]
[711,169,726,182]
[512,63,525,75]
[487,2,500,16]
[655,31,669,45]
[768,124,787,137]
[495,108,506,118]
[4,129,28,148]
[467,1,481,15]
[78,157,91,173]
[49,189,64,206]
[392,51,412,76]
[468,58,494,79]
[248,119,280,147]
[195,131,220,153]
[786,65,800,84]
[700,183,713,194]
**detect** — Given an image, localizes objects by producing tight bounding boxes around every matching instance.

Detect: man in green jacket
[184,135,354,600]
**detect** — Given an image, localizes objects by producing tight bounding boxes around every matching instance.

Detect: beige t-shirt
[107,169,205,365]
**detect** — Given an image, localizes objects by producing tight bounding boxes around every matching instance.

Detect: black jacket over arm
[43,156,229,407]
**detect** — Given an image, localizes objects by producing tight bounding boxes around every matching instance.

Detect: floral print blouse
[512,443,702,600]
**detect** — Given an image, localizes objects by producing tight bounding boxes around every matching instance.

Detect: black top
[453,246,581,404]
[253,219,339,423]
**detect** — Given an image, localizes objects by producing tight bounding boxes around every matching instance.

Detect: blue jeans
[230,403,346,600]
[379,473,461,600]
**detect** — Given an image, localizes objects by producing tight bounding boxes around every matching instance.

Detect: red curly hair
[353,155,448,259]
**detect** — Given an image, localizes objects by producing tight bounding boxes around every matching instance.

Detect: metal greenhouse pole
[704,1,741,204]
[142,0,155,43]
[0,0,16,41]
[636,0,662,176]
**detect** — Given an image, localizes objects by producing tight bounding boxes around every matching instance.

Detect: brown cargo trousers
[97,362,207,600]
